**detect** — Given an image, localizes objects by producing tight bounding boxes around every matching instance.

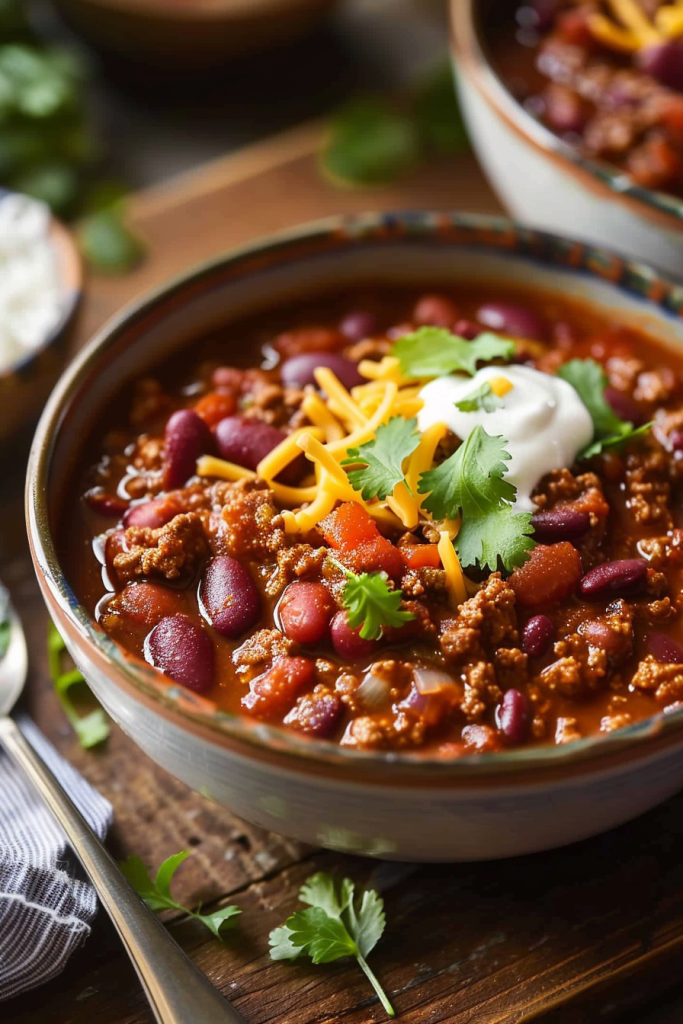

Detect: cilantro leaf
[454,380,504,413]
[321,97,420,187]
[414,62,469,155]
[78,203,145,274]
[47,622,109,749]
[418,426,535,571]
[120,851,241,940]
[330,559,415,640]
[393,327,514,379]
[269,872,393,1018]
[342,416,419,500]
[557,358,651,458]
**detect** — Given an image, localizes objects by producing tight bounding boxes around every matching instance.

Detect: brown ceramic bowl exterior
[55,0,337,68]
[0,215,81,445]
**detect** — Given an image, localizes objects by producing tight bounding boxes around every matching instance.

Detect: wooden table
[6,126,683,1024]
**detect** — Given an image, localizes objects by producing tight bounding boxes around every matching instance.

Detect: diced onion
[357,672,391,710]
[413,667,457,695]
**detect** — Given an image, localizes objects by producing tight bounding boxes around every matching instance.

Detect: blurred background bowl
[54,0,339,69]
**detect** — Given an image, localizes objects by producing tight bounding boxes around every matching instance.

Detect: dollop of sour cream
[417,364,593,511]
[0,192,65,372]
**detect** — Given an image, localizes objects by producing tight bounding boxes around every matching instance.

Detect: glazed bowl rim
[451,0,683,229]
[65,0,330,20]
[0,207,82,382]
[26,210,683,782]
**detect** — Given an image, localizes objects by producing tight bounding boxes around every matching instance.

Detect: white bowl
[451,0,683,279]
[26,212,683,861]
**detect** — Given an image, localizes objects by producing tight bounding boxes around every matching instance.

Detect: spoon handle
[0,716,247,1024]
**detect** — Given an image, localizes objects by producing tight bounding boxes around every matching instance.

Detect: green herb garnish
[393,327,515,379]
[321,98,421,187]
[414,62,469,155]
[270,872,394,1018]
[120,851,241,940]
[78,203,145,274]
[557,358,651,459]
[418,425,535,571]
[454,380,504,413]
[330,558,414,640]
[47,622,109,749]
[342,416,420,500]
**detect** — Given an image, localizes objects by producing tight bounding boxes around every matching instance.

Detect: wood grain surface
[5,123,683,1024]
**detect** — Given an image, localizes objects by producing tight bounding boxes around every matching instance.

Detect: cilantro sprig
[454,380,504,413]
[329,558,414,640]
[418,426,535,572]
[120,850,241,940]
[342,416,420,500]
[557,358,651,459]
[393,327,514,379]
[270,872,394,1018]
[47,622,109,749]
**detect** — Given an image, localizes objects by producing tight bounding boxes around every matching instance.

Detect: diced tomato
[194,391,237,427]
[321,503,404,581]
[510,542,582,610]
[274,327,346,359]
[241,656,316,718]
[556,9,595,47]
[658,96,683,139]
[401,544,441,570]
[119,582,183,627]
[627,136,683,191]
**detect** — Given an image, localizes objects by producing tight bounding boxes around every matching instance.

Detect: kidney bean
[193,391,237,428]
[199,555,261,638]
[496,689,529,743]
[531,507,591,543]
[330,611,378,661]
[278,581,335,645]
[144,614,215,694]
[339,310,379,342]
[578,618,632,661]
[284,691,343,737]
[124,493,181,530]
[669,429,683,452]
[84,488,129,518]
[637,42,683,93]
[119,582,183,627]
[544,85,589,134]
[647,632,683,664]
[510,542,582,610]
[413,294,460,328]
[214,417,286,471]
[242,656,316,717]
[523,0,560,33]
[280,352,363,390]
[579,559,647,601]
[164,409,214,490]
[604,386,641,425]
[453,318,481,340]
[274,327,346,359]
[522,614,554,658]
[476,300,548,342]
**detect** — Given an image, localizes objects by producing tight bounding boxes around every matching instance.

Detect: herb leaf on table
[321,97,421,187]
[270,871,394,1018]
[120,851,241,940]
[47,622,109,749]
[393,327,514,379]
[557,358,651,458]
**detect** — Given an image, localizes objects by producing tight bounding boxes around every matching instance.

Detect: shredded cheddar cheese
[314,367,367,429]
[587,0,667,51]
[301,392,345,441]
[438,530,467,607]
[256,426,324,482]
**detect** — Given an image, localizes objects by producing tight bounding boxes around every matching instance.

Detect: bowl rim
[0,205,82,382]
[26,209,683,785]
[66,0,331,21]
[450,0,683,231]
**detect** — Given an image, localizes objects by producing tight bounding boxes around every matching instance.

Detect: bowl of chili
[26,211,683,861]
[451,0,683,279]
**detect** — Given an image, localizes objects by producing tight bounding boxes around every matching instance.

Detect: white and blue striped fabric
[0,717,112,1001]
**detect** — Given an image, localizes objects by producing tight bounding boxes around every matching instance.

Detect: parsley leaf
[418,426,535,572]
[454,380,504,413]
[321,97,421,187]
[120,851,241,941]
[269,872,394,1018]
[557,358,651,459]
[78,202,145,274]
[330,558,415,640]
[393,327,514,379]
[47,622,109,749]
[342,416,419,500]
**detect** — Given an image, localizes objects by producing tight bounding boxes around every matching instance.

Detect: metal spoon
[0,587,247,1024]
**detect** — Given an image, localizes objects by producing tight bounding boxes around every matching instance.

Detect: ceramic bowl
[451,0,683,279]
[26,211,683,862]
[55,0,337,69]
[1,206,81,445]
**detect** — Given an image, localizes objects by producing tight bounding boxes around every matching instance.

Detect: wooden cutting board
[6,123,683,1024]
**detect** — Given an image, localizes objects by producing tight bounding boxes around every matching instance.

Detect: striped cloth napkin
[0,717,112,1001]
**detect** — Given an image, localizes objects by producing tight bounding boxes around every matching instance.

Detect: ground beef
[578,601,634,667]
[460,662,502,721]
[130,378,173,427]
[341,712,425,751]
[218,479,285,559]
[243,382,305,428]
[265,544,329,598]
[532,468,610,563]
[400,567,449,600]
[440,574,519,664]
[540,633,608,698]
[232,628,294,674]
[555,717,583,745]
[638,530,683,569]
[113,512,208,585]
[624,450,673,528]
[494,648,529,690]
[631,655,683,704]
